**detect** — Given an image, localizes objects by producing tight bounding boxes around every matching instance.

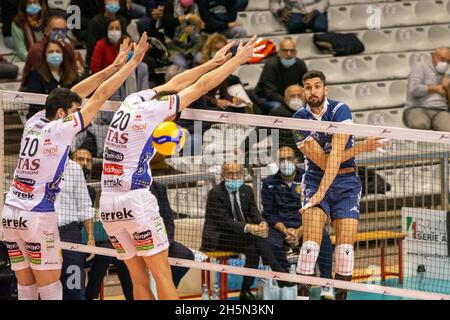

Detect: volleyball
[152,121,186,156]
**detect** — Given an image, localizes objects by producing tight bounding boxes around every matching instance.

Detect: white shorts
[1,204,62,271]
[99,188,169,260]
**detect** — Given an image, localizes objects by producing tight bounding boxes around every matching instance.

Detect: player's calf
[334,243,355,300]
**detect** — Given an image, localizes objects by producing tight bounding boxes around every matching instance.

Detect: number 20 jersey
[5,110,84,212]
[101,89,179,193]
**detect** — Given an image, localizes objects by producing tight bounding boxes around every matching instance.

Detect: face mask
[287,97,305,111]
[82,168,92,180]
[105,2,121,14]
[180,0,194,8]
[26,3,42,15]
[224,179,243,193]
[108,30,122,44]
[49,29,66,42]
[436,61,449,74]
[279,160,296,177]
[47,52,63,66]
[281,57,296,68]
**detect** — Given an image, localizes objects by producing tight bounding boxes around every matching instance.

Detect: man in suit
[201,162,288,300]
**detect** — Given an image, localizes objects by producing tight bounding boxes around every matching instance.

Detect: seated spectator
[25,39,79,118]
[251,37,308,114]
[270,0,329,34]
[120,0,147,19]
[138,0,167,44]
[90,18,127,74]
[162,0,204,68]
[197,0,247,39]
[201,162,290,300]
[261,146,334,300]
[70,0,103,46]
[20,14,80,92]
[86,0,129,67]
[56,158,96,300]
[269,84,305,117]
[1,0,19,50]
[404,47,450,131]
[150,181,195,288]
[11,0,48,61]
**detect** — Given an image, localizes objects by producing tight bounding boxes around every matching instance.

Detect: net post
[440,153,449,211]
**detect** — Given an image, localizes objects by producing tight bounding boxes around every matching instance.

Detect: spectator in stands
[262,146,334,299]
[270,0,329,34]
[201,162,290,300]
[150,181,195,288]
[252,37,308,114]
[86,0,129,67]
[237,0,249,11]
[20,14,80,92]
[70,0,103,46]
[56,157,96,300]
[138,0,167,44]
[162,0,205,68]
[25,39,79,118]
[0,0,19,49]
[90,18,127,74]
[404,47,450,132]
[73,148,134,301]
[120,0,147,19]
[201,33,250,113]
[11,0,48,62]
[197,0,248,39]
[269,84,305,117]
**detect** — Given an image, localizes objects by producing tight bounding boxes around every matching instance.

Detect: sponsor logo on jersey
[295,131,304,140]
[136,153,152,175]
[4,241,25,264]
[17,158,40,171]
[43,145,58,156]
[131,123,147,131]
[2,217,28,229]
[12,177,35,193]
[134,114,142,121]
[63,114,78,127]
[158,95,175,110]
[44,138,52,145]
[100,208,134,222]
[103,179,123,187]
[133,230,154,251]
[103,164,124,176]
[106,129,128,148]
[109,236,125,254]
[12,190,35,200]
[104,148,124,162]
[25,242,42,265]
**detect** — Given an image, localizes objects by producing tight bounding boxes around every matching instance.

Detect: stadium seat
[352,107,406,128]
[330,0,395,5]
[47,0,71,11]
[0,82,21,91]
[328,1,450,31]
[246,0,270,11]
[237,11,286,36]
[235,63,264,89]
[327,79,407,111]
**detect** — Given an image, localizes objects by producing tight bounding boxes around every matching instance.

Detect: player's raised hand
[111,37,133,69]
[130,32,149,65]
[235,35,266,64]
[211,41,235,66]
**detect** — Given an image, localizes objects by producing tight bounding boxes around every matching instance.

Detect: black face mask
[82,168,92,180]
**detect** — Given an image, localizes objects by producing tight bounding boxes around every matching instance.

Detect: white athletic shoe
[320,286,335,300]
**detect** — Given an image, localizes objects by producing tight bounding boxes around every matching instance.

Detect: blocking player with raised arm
[1,34,149,300]
[99,36,265,300]
[292,70,385,300]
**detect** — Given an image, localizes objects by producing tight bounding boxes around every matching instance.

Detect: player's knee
[296,240,320,275]
[334,244,354,276]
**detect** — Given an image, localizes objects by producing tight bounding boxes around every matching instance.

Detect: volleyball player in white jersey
[99,36,264,300]
[1,34,149,300]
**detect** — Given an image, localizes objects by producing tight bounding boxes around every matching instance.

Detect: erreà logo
[406,216,417,239]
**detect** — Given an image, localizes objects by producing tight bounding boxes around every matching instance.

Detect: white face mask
[279,160,296,177]
[436,61,449,74]
[287,97,305,111]
[108,30,122,44]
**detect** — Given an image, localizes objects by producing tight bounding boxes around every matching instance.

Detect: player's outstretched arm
[79,33,149,126]
[71,38,133,99]
[155,41,238,93]
[177,36,263,111]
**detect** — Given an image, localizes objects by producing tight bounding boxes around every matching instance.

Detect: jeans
[59,222,86,300]
[286,12,328,34]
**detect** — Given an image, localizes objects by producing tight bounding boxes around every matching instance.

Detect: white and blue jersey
[101,89,179,193]
[292,98,361,220]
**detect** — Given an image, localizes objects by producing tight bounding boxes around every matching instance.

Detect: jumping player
[292,70,384,300]
[1,34,148,300]
[99,36,265,300]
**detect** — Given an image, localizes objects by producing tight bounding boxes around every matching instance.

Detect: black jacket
[196,0,238,34]
[254,55,308,104]
[200,181,265,251]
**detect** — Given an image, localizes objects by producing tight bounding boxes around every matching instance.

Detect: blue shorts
[302,172,361,220]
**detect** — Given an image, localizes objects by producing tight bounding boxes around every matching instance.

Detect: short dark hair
[45,88,82,119]
[302,70,327,86]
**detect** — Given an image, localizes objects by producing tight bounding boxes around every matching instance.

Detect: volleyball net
[1,90,450,300]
